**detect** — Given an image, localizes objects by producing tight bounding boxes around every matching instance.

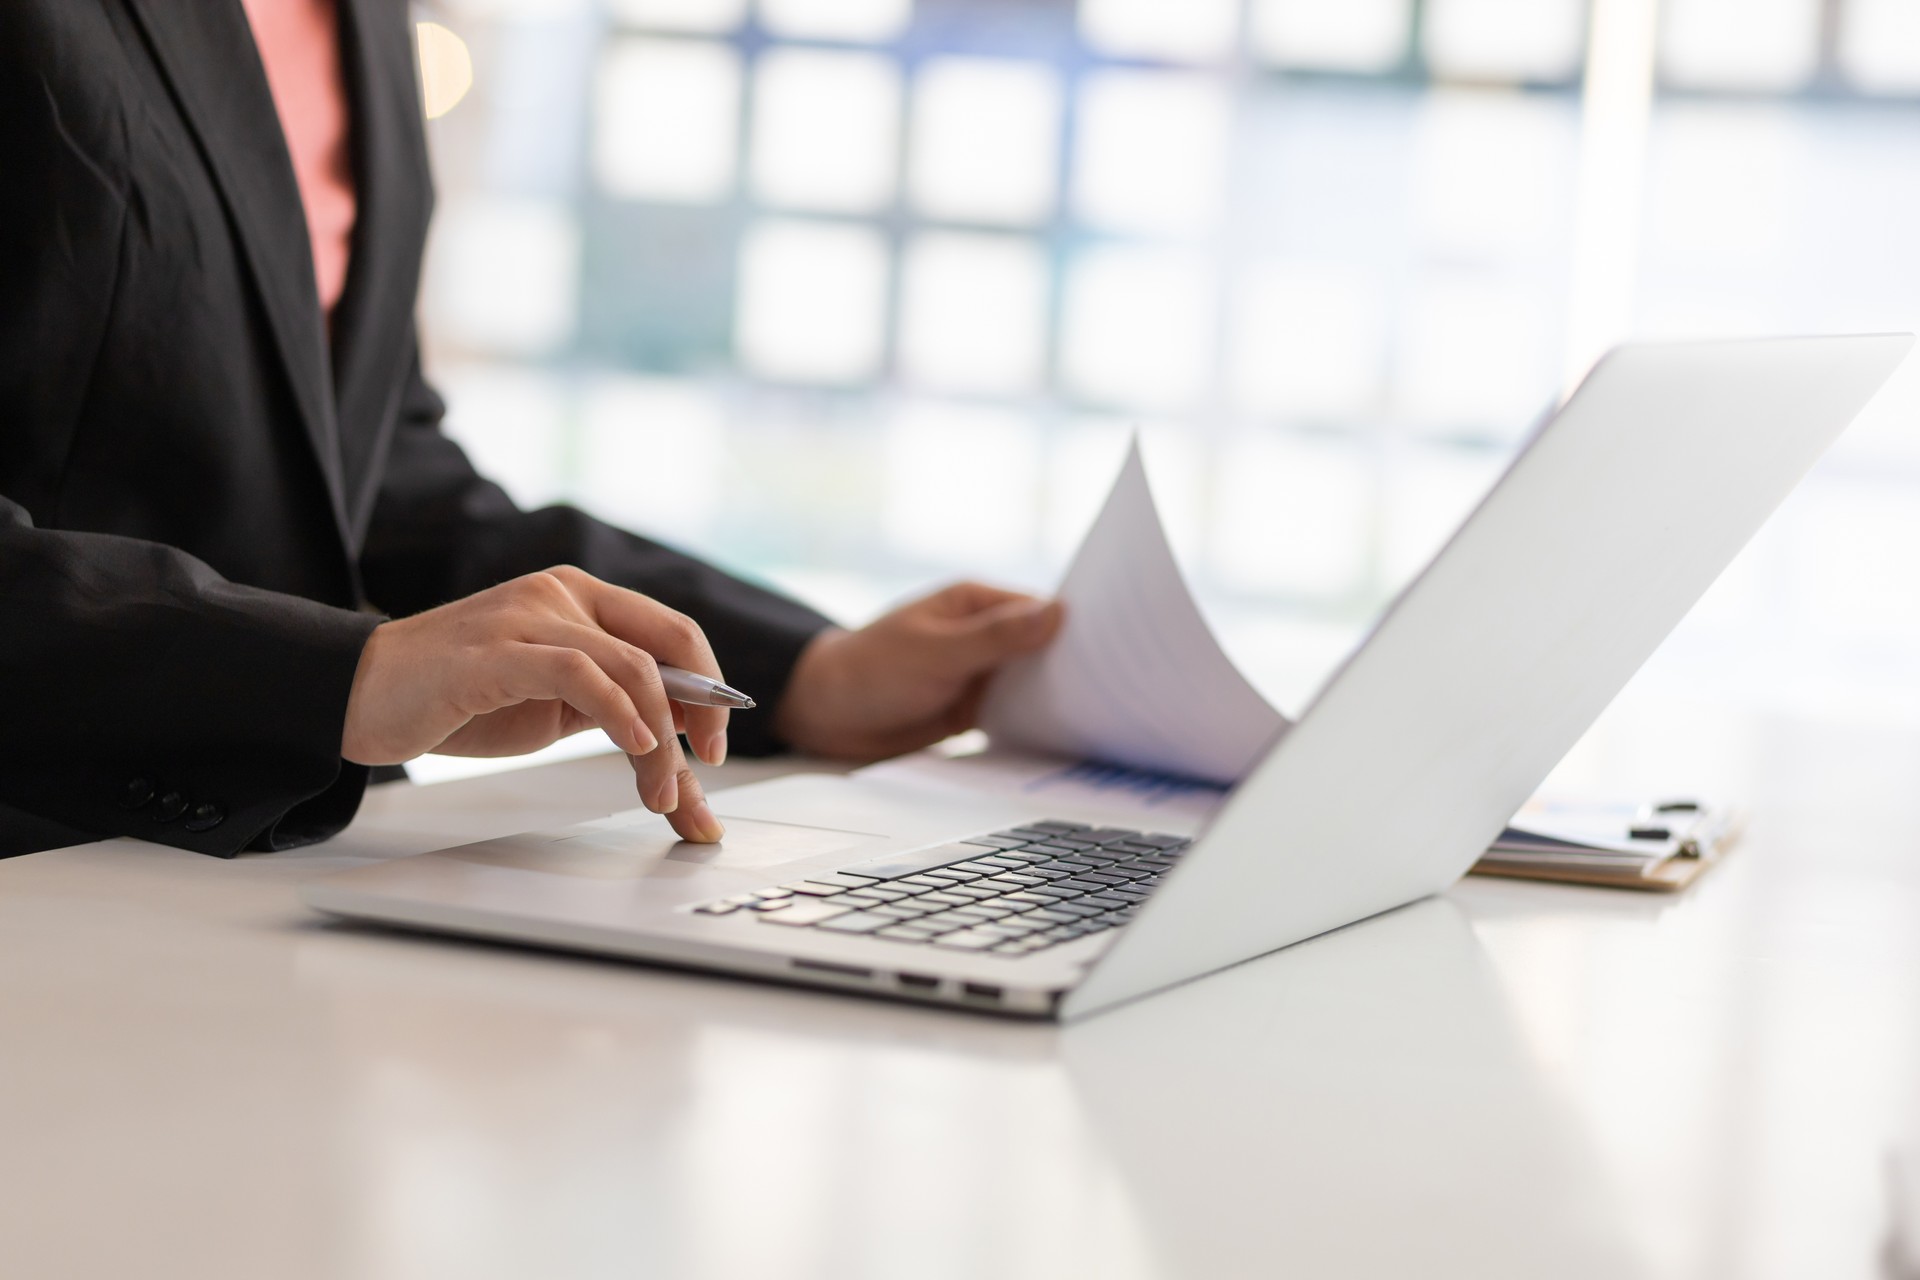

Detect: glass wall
[412,0,1920,717]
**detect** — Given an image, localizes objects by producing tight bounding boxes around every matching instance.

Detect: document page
[977,439,1288,786]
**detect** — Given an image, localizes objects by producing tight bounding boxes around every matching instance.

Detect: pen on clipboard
[659,666,756,709]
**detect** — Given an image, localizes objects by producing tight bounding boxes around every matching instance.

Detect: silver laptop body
[304,336,1914,1020]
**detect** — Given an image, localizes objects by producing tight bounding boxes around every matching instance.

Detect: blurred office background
[407,0,1920,728]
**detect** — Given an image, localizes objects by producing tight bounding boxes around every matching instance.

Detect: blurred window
[1839,0,1920,93]
[907,58,1061,225]
[606,0,748,33]
[735,219,891,382]
[1660,0,1822,91]
[1071,70,1232,236]
[1061,245,1216,411]
[417,0,1920,710]
[594,39,741,202]
[1249,0,1411,73]
[1078,0,1240,62]
[749,49,901,212]
[758,0,912,42]
[1423,0,1586,81]
[898,232,1050,394]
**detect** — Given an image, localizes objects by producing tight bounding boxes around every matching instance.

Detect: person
[0,0,1062,859]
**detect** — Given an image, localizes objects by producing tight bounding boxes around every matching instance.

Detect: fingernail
[690,801,726,842]
[633,719,658,754]
[705,733,728,767]
[653,776,679,814]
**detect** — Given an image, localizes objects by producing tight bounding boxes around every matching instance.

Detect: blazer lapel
[331,0,434,546]
[122,0,353,548]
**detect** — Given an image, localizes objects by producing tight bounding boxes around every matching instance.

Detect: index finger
[579,580,731,766]
[928,581,1044,617]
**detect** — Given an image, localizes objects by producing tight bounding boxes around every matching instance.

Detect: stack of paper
[1476,798,1740,891]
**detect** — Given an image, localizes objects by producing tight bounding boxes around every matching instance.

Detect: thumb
[942,598,1063,674]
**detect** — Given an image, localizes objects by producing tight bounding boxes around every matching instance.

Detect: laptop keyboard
[691,820,1190,957]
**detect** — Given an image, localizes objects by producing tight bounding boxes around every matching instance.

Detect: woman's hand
[773,582,1063,761]
[342,566,729,842]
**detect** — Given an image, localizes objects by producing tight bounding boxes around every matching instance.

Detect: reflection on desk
[2,706,1918,1279]
[1063,900,1643,1278]
[288,899,1640,1279]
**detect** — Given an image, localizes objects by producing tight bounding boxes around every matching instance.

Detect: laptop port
[791,959,872,980]
[961,982,1003,1002]
[896,972,941,991]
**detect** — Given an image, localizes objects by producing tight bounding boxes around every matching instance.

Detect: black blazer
[0,0,830,858]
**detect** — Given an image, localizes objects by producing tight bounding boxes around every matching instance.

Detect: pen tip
[739,696,756,709]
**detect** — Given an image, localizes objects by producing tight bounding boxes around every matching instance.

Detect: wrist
[340,620,395,765]
[771,626,850,754]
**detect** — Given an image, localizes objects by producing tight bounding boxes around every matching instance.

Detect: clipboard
[1469,798,1742,892]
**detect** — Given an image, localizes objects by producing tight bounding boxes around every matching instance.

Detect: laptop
[303,336,1913,1020]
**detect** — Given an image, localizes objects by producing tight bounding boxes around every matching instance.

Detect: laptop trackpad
[660,817,882,870]
[433,817,885,880]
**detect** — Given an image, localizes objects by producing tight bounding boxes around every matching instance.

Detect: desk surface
[4,710,1918,1280]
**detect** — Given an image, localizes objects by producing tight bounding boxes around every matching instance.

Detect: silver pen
[659,665,756,709]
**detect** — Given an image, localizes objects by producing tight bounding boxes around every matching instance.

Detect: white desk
[3,711,1918,1280]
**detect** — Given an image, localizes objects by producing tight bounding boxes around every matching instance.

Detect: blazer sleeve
[0,498,382,857]
[0,22,378,859]
[359,355,833,757]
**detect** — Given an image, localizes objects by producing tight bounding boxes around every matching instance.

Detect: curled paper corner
[979,432,1288,786]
